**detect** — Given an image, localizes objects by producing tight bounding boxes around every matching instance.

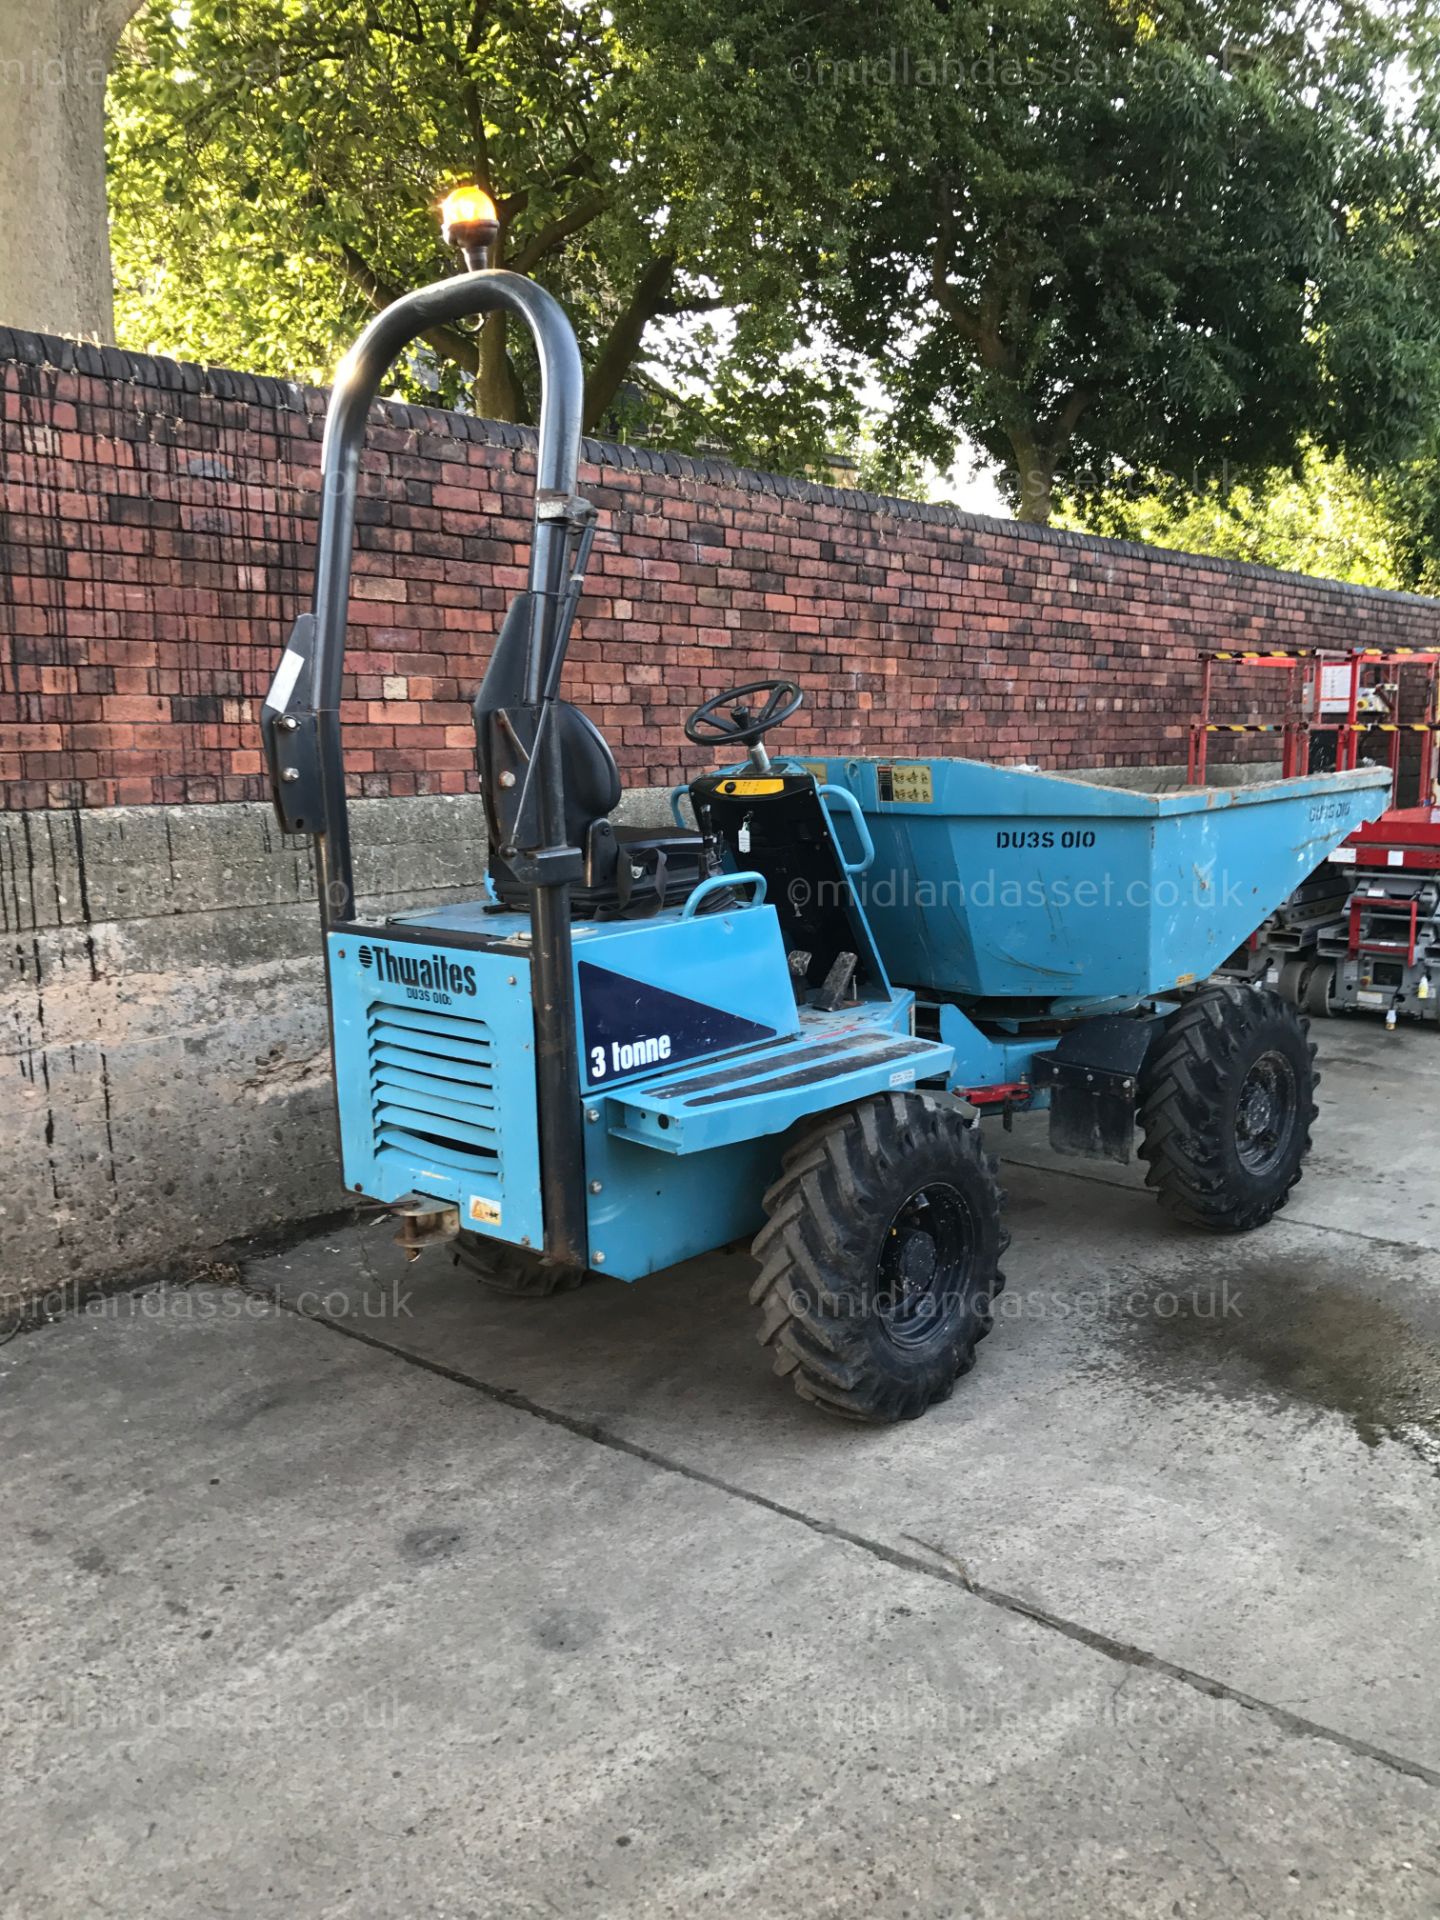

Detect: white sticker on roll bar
[268,647,305,713]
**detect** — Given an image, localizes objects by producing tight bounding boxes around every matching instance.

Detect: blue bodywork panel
[401,896,805,1091]
[814,756,1392,1009]
[582,1132,782,1280]
[328,932,545,1251]
[570,908,801,1093]
[575,980,950,1276]
[931,1003,1037,1090]
[337,895,954,1281]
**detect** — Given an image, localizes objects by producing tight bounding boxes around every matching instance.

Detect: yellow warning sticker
[878,763,934,803]
[891,765,933,803]
[718,778,786,795]
[468,1196,502,1226]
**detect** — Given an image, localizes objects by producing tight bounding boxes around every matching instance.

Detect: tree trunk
[0,0,146,342]
[1008,430,1056,524]
[474,310,524,422]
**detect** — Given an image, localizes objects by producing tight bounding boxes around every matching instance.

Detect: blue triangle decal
[578,960,777,1088]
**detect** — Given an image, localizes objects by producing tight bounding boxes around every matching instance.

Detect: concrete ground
[3,1019,1438,1918]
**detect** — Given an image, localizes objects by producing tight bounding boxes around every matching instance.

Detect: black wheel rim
[876,1182,977,1348]
[1234,1048,1298,1176]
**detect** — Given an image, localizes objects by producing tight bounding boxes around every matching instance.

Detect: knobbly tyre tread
[452,1232,589,1296]
[749,1094,1009,1423]
[1137,982,1319,1234]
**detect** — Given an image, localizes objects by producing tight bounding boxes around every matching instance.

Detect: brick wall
[4,325,1440,811]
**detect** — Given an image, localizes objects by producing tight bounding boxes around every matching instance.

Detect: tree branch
[1048,386,1092,448]
[100,0,149,45]
[360,6,428,49]
[337,243,479,373]
[930,193,982,342]
[931,249,982,345]
[507,192,611,272]
[465,0,495,56]
[583,256,677,431]
[657,290,727,316]
[974,263,1015,372]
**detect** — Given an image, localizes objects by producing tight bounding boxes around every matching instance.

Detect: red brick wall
[4,326,1439,810]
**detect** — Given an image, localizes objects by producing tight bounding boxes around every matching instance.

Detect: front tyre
[452,1233,589,1297]
[750,1095,1008,1423]
[1138,983,1318,1233]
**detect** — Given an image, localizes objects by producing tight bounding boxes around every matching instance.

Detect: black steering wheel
[684,678,804,749]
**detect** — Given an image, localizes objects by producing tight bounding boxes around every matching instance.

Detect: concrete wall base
[1,788,668,1299]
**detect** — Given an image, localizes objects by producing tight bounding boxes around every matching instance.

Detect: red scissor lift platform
[1197,647,1440,1025]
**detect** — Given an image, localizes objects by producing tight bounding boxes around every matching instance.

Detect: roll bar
[261,266,593,1267]
[261,267,586,913]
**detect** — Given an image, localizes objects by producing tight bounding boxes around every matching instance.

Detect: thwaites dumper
[263,201,1390,1422]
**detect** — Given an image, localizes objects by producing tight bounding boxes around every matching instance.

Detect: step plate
[604,1020,954,1154]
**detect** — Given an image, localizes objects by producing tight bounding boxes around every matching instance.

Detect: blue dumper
[263,199,1391,1422]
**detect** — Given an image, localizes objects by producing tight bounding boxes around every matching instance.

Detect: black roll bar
[261,267,592,1268]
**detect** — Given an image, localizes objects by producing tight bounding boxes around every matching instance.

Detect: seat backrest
[548,701,623,844]
[472,590,622,850]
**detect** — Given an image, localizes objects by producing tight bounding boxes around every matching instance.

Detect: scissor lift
[1204,647,1440,1023]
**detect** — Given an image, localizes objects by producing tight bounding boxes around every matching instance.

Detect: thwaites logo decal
[578,961,775,1086]
[358,942,478,1007]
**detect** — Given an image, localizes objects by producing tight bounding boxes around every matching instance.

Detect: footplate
[602,1019,954,1155]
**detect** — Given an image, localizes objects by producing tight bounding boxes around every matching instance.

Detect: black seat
[475,683,706,918]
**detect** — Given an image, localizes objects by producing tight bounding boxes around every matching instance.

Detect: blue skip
[263,202,1390,1422]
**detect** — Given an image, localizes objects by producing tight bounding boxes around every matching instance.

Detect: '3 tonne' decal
[578,961,775,1087]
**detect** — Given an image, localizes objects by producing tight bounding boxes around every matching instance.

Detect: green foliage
[106,0,859,455]
[108,0,1440,531]
[848,433,930,503]
[1059,446,1405,588]
[1374,454,1440,594]
[628,0,1440,520]
[110,0,615,401]
[635,312,862,476]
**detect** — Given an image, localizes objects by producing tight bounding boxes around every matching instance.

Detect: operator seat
[473,605,705,917]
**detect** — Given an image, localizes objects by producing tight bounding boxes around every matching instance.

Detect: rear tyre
[1138,983,1318,1234]
[452,1233,589,1297]
[750,1094,1008,1423]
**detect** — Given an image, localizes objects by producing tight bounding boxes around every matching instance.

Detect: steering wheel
[684,678,804,749]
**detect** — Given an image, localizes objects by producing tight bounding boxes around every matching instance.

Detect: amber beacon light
[440,185,500,270]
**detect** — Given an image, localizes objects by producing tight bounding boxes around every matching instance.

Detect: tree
[108,0,736,428]
[865,0,1440,521]
[632,0,1440,521]
[0,0,147,341]
[110,0,1440,510]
